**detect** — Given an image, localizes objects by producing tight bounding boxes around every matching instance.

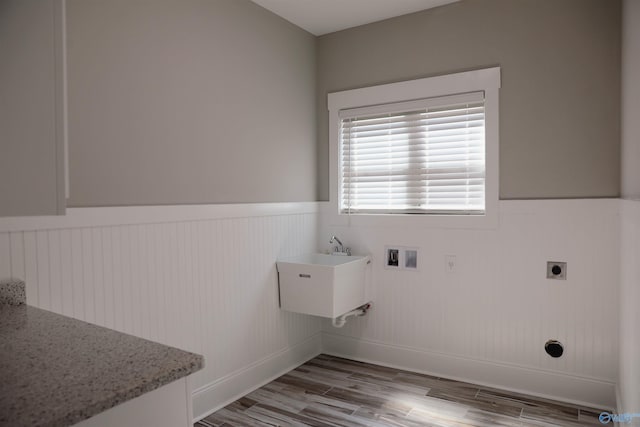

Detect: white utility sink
[276,253,371,318]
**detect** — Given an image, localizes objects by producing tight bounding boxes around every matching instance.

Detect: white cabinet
[72,378,194,427]
[0,0,67,217]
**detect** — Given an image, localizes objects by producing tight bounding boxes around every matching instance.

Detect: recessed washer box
[276,253,370,318]
[384,246,419,270]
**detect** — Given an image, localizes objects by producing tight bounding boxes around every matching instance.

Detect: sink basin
[276,253,370,318]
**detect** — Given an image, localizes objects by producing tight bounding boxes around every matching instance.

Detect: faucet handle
[345,247,351,256]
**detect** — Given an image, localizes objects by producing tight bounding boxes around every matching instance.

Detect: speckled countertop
[0,291,203,427]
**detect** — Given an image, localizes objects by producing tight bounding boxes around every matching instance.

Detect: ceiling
[251,0,460,36]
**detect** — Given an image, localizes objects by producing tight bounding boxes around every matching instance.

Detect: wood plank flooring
[195,355,608,427]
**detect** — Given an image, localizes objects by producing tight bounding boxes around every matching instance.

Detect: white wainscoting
[320,199,619,409]
[0,199,622,415]
[619,199,640,418]
[0,202,323,421]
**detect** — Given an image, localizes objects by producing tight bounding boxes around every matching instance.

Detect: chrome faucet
[329,236,351,256]
[330,235,343,251]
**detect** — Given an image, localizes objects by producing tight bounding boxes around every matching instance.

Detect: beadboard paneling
[0,200,621,412]
[320,199,619,408]
[0,203,322,419]
[619,199,640,417]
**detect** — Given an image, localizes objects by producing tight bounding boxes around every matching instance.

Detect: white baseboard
[322,332,616,410]
[192,333,322,422]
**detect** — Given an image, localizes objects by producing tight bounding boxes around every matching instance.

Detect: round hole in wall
[545,340,564,358]
[551,265,562,276]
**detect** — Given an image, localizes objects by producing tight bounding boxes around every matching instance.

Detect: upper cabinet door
[0,0,67,217]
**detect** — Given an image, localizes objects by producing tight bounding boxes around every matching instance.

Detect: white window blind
[339,92,486,215]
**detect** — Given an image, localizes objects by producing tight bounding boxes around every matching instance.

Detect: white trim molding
[0,201,321,232]
[327,67,501,229]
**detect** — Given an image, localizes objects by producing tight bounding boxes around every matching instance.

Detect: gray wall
[67,0,316,207]
[621,0,640,199]
[0,0,64,216]
[316,0,621,200]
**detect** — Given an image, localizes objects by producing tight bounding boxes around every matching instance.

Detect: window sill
[325,204,499,230]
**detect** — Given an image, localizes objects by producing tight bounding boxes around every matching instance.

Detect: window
[340,92,485,214]
[328,68,500,227]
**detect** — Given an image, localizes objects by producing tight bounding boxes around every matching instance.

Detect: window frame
[327,67,501,229]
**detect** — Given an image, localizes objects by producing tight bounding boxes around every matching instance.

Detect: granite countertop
[0,281,203,427]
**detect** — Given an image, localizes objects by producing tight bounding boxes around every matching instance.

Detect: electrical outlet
[445,255,457,273]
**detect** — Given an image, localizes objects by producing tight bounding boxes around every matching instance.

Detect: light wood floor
[195,354,607,427]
